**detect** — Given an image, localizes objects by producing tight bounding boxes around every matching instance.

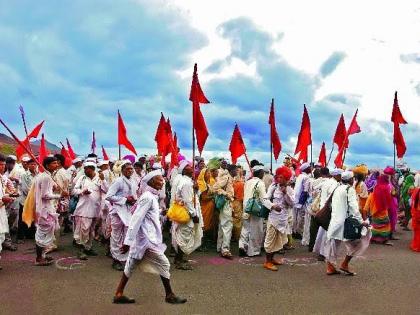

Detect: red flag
[391,91,407,124]
[294,104,312,155]
[229,124,246,164]
[102,145,109,161]
[91,131,96,154]
[297,147,308,163]
[393,123,406,158]
[189,64,210,154]
[334,146,345,168]
[16,120,45,159]
[60,145,73,168]
[66,138,76,160]
[333,114,347,148]
[155,113,169,155]
[318,142,327,167]
[347,109,361,136]
[38,133,49,172]
[268,99,282,160]
[118,110,137,156]
[189,63,210,104]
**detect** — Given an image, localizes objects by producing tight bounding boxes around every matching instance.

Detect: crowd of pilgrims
[0,152,419,304]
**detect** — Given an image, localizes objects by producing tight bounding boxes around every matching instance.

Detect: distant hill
[0,133,61,157]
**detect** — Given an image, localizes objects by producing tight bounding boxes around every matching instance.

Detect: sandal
[113,295,136,304]
[340,268,356,276]
[326,269,341,276]
[175,262,193,271]
[221,252,233,260]
[35,259,54,266]
[165,295,187,304]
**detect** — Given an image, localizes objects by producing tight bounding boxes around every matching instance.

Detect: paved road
[1,227,420,315]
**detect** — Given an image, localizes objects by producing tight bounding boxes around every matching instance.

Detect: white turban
[84,161,96,168]
[330,168,344,176]
[142,169,163,184]
[72,158,82,164]
[97,160,109,167]
[178,160,191,174]
[300,162,311,172]
[21,156,31,162]
[252,165,265,171]
[341,171,354,181]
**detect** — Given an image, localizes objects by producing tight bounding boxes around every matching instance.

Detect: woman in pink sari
[384,167,399,239]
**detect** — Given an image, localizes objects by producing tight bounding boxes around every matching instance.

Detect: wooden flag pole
[393,143,396,169]
[327,140,335,166]
[192,102,197,208]
[118,145,121,160]
[310,143,313,165]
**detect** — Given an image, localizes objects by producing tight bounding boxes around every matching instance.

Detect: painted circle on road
[55,256,86,270]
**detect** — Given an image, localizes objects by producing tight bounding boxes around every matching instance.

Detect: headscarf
[366,171,379,193]
[197,168,215,193]
[207,157,221,171]
[275,166,292,181]
[352,164,368,176]
[373,175,393,212]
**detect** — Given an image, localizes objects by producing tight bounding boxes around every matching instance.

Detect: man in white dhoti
[53,154,71,237]
[213,164,236,259]
[72,162,108,260]
[0,155,15,270]
[171,160,203,270]
[293,162,312,245]
[239,164,278,257]
[97,160,113,254]
[113,170,187,305]
[324,171,371,276]
[264,166,294,271]
[105,161,137,271]
[34,156,69,266]
[313,168,342,260]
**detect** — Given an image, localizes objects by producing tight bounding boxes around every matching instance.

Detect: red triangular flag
[229,124,246,165]
[189,63,210,104]
[16,120,45,160]
[118,110,137,156]
[333,114,347,148]
[334,146,345,168]
[294,104,312,155]
[297,147,308,163]
[268,99,282,160]
[347,109,361,136]
[189,64,210,154]
[318,142,327,167]
[38,133,50,172]
[391,91,407,124]
[60,145,73,168]
[170,133,179,169]
[155,113,167,154]
[102,145,109,161]
[66,138,76,160]
[393,123,407,158]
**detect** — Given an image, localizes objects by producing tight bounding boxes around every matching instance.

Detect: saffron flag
[333,114,347,148]
[268,98,282,160]
[66,138,76,160]
[102,146,109,161]
[294,105,312,160]
[318,142,327,167]
[189,63,210,154]
[60,145,73,168]
[229,124,246,165]
[391,91,407,124]
[118,110,137,156]
[16,120,45,160]
[37,134,49,172]
[391,92,407,158]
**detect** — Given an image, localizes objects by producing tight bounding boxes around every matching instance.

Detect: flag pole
[327,140,335,166]
[393,143,396,169]
[192,102,197,208]
[342,148,347,167]
[118,145,121,160]
[270,139,273,173]
[310,143,313,165]
[18,106,35,156]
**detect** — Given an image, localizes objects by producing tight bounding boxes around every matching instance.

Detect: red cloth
[391,91,407,124]
[333,114,347,148]
[229,124,246,164]
[268,99,282,160]
[318,142,327,167]
[60,146,73,168]
[155,113,169,155]
[118,111,137,156]
[410,188,420,252]
[334,109,361,168]
[16,120,45,160]
[38,134,49,172]
[393,123,407,158]
[102,146,109,161]
[294,104,312,156]
[373,175,393,214]
[297,147,308,163]
[170,133,179,168]
[66,138,76,160]
[275,166,292,181]
[347,109,361,135]
[189,64,210,154]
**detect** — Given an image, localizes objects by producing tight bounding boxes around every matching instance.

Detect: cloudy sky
[0,0,419,168]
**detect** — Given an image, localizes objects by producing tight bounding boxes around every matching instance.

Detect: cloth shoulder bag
[244,182,270,219]
[343,187,363,240]
[214,194,227,211]
[314,186,338,230]
[167,202,190,224]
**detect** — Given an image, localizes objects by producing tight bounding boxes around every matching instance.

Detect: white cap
[300,162,311,171]
[84,161,96,168]
[152,163,162,170]
[178,160,191,174]
[252,165,265,171]
[21,156,31,162]
[341,171,354,181]
[142,169,163,184]
[85,157,96,163]
[97,160,109,167]
[121,159,132,167]
[72,158,82,164]
[8,155,17,161]
[330,168,344,176]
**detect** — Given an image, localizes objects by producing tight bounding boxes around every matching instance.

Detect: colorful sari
[364,175,392,243]
[232,179,244,241]
[410,188,420,252]
[197,168,217,232]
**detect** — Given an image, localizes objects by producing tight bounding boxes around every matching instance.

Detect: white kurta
[171,175,203,255]
[73,175,107,218]
[293,173,311,241]
[105,176,137,226]
[0,178,9,235]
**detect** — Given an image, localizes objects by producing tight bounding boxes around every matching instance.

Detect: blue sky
[0,0,419,169]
